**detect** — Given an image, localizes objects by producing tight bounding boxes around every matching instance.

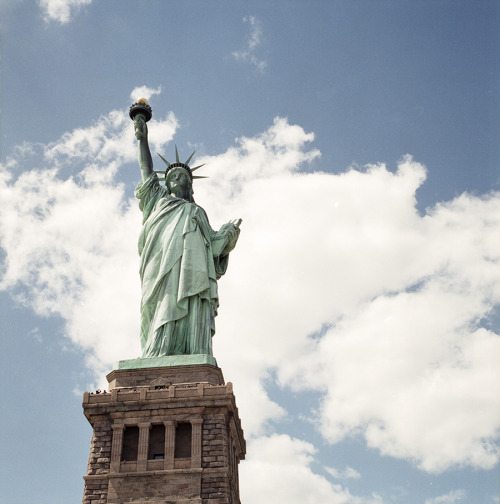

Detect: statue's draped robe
[136,174,228,357]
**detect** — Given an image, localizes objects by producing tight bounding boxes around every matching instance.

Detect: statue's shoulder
[193,203,209,219]
[137,173,169,198]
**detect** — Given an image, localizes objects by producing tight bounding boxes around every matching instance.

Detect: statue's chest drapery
[138,196,217,299]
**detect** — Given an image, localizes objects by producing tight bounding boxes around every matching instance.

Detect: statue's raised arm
[130,99,241,361]
[133,114,153,181]
[130,98,153,180]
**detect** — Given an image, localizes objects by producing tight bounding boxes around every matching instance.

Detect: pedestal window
[121,426,139,461]
[148,424,166,460]
[174,422,192,458]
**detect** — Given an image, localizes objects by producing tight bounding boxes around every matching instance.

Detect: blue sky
[0,1,499,504]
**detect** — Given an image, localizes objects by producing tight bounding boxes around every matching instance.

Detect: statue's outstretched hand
[221,219,241,255]
[134,114,147,141]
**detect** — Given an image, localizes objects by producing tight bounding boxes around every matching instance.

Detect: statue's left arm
[196,209,241,278]
[211,220,241,279]
[219,219,241,255]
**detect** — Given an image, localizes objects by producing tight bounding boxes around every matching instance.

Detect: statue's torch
[129,98,152,122]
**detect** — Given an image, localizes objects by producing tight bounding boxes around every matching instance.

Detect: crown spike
[157,153,171,167]
[185,151,196,165]
[191,164,205,172]
[156,148,207,186]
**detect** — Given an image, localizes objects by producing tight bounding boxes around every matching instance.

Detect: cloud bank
[1,95,499,502]
[0,99,177,375]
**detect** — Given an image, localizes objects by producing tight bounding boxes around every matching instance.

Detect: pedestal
[81,362,245,504]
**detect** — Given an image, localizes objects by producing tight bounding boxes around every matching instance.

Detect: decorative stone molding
[82,364,245,504]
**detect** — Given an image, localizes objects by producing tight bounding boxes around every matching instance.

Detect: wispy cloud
[28,327,43,343]
[325,466,362,480]
[232,16,267,73]
[425,489,466,504]
[39,0,92,24]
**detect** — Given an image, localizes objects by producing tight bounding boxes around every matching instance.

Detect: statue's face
[167,169,191,197]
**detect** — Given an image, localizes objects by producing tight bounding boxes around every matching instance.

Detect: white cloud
[130,86,162,103]
[39,0,92,24]
[201,152,499,472]
[289,188,500,472]
[425,489,466,504]
[0,104,178,375]
[1,102,499,484]
[199,148,499,472]
[240,434,382,504]
[28,327,43,344]
[232,16,267,73]
[326,466,362,480]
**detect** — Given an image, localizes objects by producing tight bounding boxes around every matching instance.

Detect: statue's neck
[171,189,189,200]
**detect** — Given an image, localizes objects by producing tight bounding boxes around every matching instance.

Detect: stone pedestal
[81,363,245,504]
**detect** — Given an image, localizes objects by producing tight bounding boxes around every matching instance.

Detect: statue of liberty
[131,100,240,358]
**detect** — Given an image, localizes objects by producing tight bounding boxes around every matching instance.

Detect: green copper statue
[131,100,241,358]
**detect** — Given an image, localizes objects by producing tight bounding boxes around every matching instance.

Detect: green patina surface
[115,354,217,370]
[131,105,241,361]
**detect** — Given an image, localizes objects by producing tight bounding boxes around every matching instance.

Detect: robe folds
[136,173,229,357]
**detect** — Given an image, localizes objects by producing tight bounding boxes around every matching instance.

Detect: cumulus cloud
[0,105,178,377]
[1,95,499,494]
[39,0,92,24]
[232,16,267,73]
[196,143,499,472]
[285,186,500,472]
[240,435,382,504]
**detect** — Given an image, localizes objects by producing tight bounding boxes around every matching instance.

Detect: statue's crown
[156,146,206,183]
